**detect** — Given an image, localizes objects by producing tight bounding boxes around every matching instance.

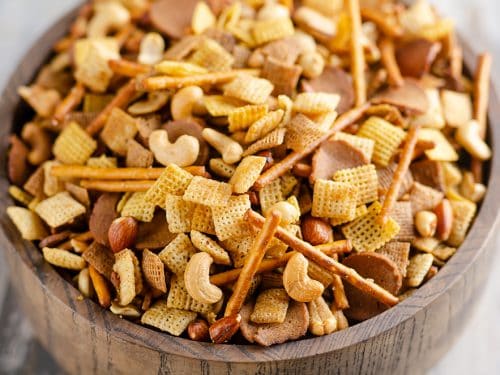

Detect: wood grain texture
[1,5,500,375]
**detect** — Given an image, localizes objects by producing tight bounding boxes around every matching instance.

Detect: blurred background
[0,1,499,374]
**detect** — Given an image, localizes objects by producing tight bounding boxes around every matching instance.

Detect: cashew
[87,1,131,38]
[138,32,165,65]
[171,86,205,121]
[78,268,93,298]
[456,120,492,161]
[268,201,300,225]
[202,128,243,164]
[299,51,325,79]
[294,7,336,38]
[257,3,290,21]
[415,210,437,238]
[308,296,337,336]
[460,172,486,203]
[184,252,223,304]
[290,31,317,55]
[283,253,324,302]
[110,301,141,318]
[128,91,170,115]
[149,129,199,167]
[21,122,51,165]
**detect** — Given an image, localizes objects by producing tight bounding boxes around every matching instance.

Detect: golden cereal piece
[53,122,97,165]
[113,249,137,306]
[190,230,231,265]
[6,206,48,240]
[144,164,193,207]
[281,174,299,197]
[42,247,87,271]
[203,95,245,117]
[418,128,459,162]
[142,249,167,293]
[224,74,274,105]
[250,288,289,324]
[166,275,215,314]
[86,155,118,168]
[333,164,378,206]
[245,109,284,144]
[259,178,284,215]
[100,108,138,156]
[183,176,232,207]
[243,128,286,156]
[448,199,476,247]
[191,204,216,235]
[155,60,208,76]
[228,104,268,132]
[412,237,441,253]
[222,231,255,267]
[120,192,155,222]
[189,39,235,72]
[310,111,338,132]
[406,253,434,287]
[212,194,251,241]
[285,114,325,152]
[230,156,267,194]
[141,300,197,336]
[342,201,400,252]
[35,192,86,228]
[312,179,358,220]
[8,186,33,207]
[293,92,340,114]
[308,296,337,336]
[432,244,457,261]
[209,158,236,179]
[357,116,406,167]
[165,194,195,233]
[330,204,367,227]
[333,132,375,161]
[159,233,197,275]
[252,17,295,46]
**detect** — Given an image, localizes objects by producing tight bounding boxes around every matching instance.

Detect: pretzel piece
[52,83,86,124]
[109,59,151,77]
[52,165,163,180]
[80,180,153,192]
[380,37,404,87]
[348,0,366,106]
[245,210,399,307]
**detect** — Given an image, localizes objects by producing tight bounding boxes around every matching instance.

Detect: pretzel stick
[52,166,164,180]
[348,0,367,106]
[80,180,154,192]
[332,274,349,310]
[245,210,399,306]
[86,79,137,136]
[109,59,151,77]
[378,123,421,225]
[224,210,282,317]
[292,163,312,178]
[52,82,86,124]
[360,7,403,38]
[253,103,370,190]
[140,69,260,91]
[89,266,111,308]
[447,32,463,85]
[380,37,404,87]
[210,240,352,286]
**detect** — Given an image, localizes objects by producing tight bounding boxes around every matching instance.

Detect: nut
[21,123,52,165]
[268,201,299,225]
[301,216,334,245]
[7,135,29,185]
[308,296,337,336]
[460,172,486,203]
[138,32,165,65]
[78,268,93,298]
[184,252,223,304]
[434,199,453,241]
[209,314,242,344]
[108,216,139,253]
[455,120,492,161]
[299,51,325,79]
[87,1,131,38]
[110,301,141,318]
[128,92,170,115]
[283,253,324,302]
[187,319,210,341]
[149,129,200,167]
[202,128,243,164]
[415,210,437,238]
[170,86,205,121]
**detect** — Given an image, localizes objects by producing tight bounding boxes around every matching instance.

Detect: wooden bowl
[1,6,500,375]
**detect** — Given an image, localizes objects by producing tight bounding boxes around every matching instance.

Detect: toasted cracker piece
[252,17,295,46]
[43,247,86,270]
[159,233,196,275]
[165,194,195,233]
[250,288,289,324]
[141,300,197,336]
[376,242,410,277]
[113,249,137,306]
[228,104,268,132]
[418,128,458,162]
[447,199,477,247]
[209,158,236,179]
[126,139,154,168]
[293,93,340,115]
[204,95,245,117]
[142,249,167,293]
[372,80,429,115]
[285,114,325,152]
[82,241,115,280]
[312,179,358,221]
[357,116,406,167]
[308,296,337,336]
[101,108,138,156]
[377,163,414,200]
[224,74,274,104]
[183,176,232,207]
[89,193,119,246]
[136,211,176,249]
[333,132,375,161]
[190,38,235,72]
[409,182,444,216]
[410,159,445,191]
[191,204,217,235]
[7,206,48,240]
[258,178,284,215]
[167,275,215,314]
[229,156,266,194]
[144,164,193,207]
[261,56,302,96]
[406,253,434,288]
[333,164,378,206]
[389,201,415,242]
[243,128,286,156]
[342,252,402,321]
[410,89,445,129]
[53,122,97,165]
[342,201,400,252]
[120,192,155,222]
[191,230,231,265]
[311,139,368,182]
[245,109,284,144]
[212,194,251,241]
[35,192,86,228]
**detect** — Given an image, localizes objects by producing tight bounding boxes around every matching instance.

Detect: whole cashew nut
[87,2,131,38]
[128,91,170,115]
[184,252,223,304]
[149,129,199,167]
[268,201,300,225]
[455,120,492,161]
[283,253,324,302]
[21,122,52,165]
[138,32,165,65]
[299,51,325,79]
[171,86,205,121]
[202,128,243,164]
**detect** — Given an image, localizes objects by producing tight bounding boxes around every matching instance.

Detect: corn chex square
[293,92,341,115]
[259,178,284,215]
[285,114,325,152]
[245,109,284,144]
[120,192,155,222]
[250,288,289,324]
[191,204,216,235]
[42,247,86,270]
[312,179,358,220]
[190,230,231,265]
[224,74,274,105]
[281,173,299,197]
[448,199,476,247]
[333,164,378,206]
[144,164,193,207]
[86,155,117,168]
[167,275,214,314]
[189,38,235,72]
[165,194,195,233]
[141,300,197,336]
[35,192,86,228]
[212,194,251,241]
[158,233,196,275]
[183,176,232,207]
[209,158,236,179]
[330,204,368,227]
[406,253,434,287]
[243,128,286,156]
[7,206,48,240]
[228,104,268,132]
[53,122,97,165]
[252,17,295,45]
[229,156,267,194]
[357,116,406,167]
[342,201,400,252]
[203,95,245,117]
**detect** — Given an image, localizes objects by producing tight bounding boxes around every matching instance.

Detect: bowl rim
[1,4,500,364]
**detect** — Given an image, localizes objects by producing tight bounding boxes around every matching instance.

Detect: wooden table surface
[0,1,499,374]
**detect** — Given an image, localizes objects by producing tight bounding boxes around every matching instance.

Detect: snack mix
[6,0,492,346]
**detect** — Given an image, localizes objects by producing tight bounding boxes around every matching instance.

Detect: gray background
[0,1,499,374]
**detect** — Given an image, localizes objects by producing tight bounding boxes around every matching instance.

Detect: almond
[188,319,210,342]
[209,314,241,344]
[108,217,138,253]
[301,216,333,245]
[434,199,453,241]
